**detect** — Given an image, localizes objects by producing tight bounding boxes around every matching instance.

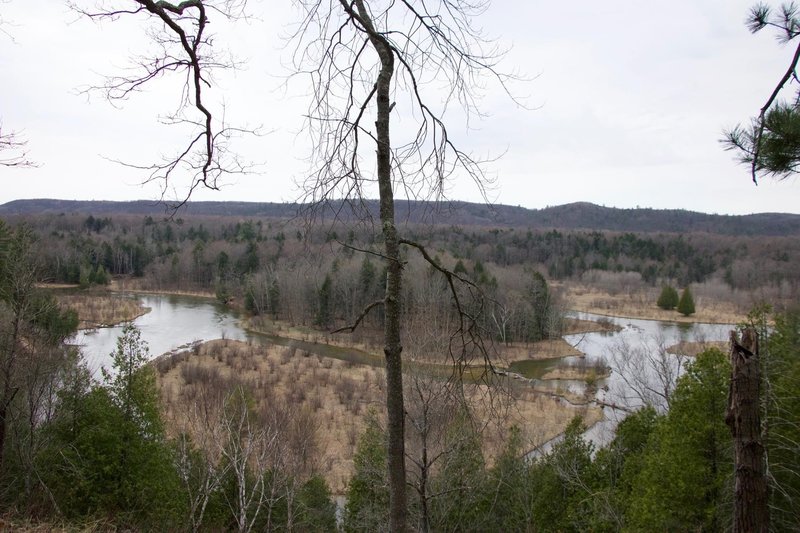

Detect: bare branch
[331,299,384,334]
[399,237,498,379]
[0,125,36,168]
[290,0,520,218]
[72,0,256,206]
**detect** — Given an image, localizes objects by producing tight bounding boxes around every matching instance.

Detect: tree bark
[725,328,769,533]
[350,0,407,529]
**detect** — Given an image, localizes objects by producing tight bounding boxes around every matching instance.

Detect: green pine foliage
[656,285,679,309]
[428,413,487,531]
[763,308,800,529]
[295,475,338,532]
[366,350,738,532]
[344,411,389,532]
[42,324,184,527]
[626,349,731,531]
[677,286,696,316]
[478,426,531,532]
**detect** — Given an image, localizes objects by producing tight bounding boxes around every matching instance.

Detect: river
[73,294,252,373]
[74,294,735,448]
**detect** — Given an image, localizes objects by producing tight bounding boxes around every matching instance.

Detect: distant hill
[2,198,799,236]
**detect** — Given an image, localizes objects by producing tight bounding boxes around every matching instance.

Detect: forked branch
[332,299,384,334]
[73,0,254,208]
[0,126,35,168]
[400,238,497,376]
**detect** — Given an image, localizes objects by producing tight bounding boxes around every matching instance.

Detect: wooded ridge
[2,199,799,236]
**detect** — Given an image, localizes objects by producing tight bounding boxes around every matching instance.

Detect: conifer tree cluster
[657,285,695,316]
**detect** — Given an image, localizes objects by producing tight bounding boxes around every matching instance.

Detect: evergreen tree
[44,324,184,527]
[93,264,110,285]
[656,285,679,310]
[315,274,333,328]
[344,412,388,532]
[762,308,800,528]
[627,349,731,531]
[0,223,79,496]
[268,279,280,319]
[295,475,338,532]
[589,406,660,531]
[723,5,800,183]
[677,286,695,316]
[527,271,552,342]
[528,417,595,532]
[428,412,487,532]
[479,426,530,532]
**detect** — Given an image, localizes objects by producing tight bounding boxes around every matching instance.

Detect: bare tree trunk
[726,328,769,533]
[350,0,408,528]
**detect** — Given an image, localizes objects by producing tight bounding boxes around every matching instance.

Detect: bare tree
[606,335,686,412]
[219,385,277,533]
[174,380,231,533]
[405,371,489,533]
[72,0,254,208]
[0,124,34,168]
[290,4,515,527]
[1,3,36,168]
[80,1,514,527]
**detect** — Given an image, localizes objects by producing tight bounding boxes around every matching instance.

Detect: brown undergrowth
[154,339,602,494]
[541,357,611,382]
[56,293,149,328]
[666,340,728,357]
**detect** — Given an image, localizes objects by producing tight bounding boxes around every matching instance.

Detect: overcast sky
[1,0,799,215]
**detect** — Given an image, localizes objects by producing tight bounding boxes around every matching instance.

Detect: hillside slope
[2,198,798,236]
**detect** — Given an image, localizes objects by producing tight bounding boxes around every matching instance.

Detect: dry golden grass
[155,339,602,494]
[57,293,149,328]
[563,283,744,324]
[109,278,216,299]
[498,339,583,363]
[666,340,728,357]
[541,365,610,381]
[563,317,621,335]
[247,315,386,356]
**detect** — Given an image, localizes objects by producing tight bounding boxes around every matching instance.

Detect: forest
[1,0,800,530]
[0,207,798,531]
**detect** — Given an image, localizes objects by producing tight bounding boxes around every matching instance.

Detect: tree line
[6,211,799,307]
[1,219,798,530]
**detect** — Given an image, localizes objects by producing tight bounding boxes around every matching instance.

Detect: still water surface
[75,294,734,447]
[74,294,251,373]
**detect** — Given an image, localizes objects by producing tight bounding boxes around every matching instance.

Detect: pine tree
[268,279,280,319]
[627,349,731,531]
[677,287,695,316]
[657,285,679,310]
[315,274,333,328]
[344,412,388,532]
